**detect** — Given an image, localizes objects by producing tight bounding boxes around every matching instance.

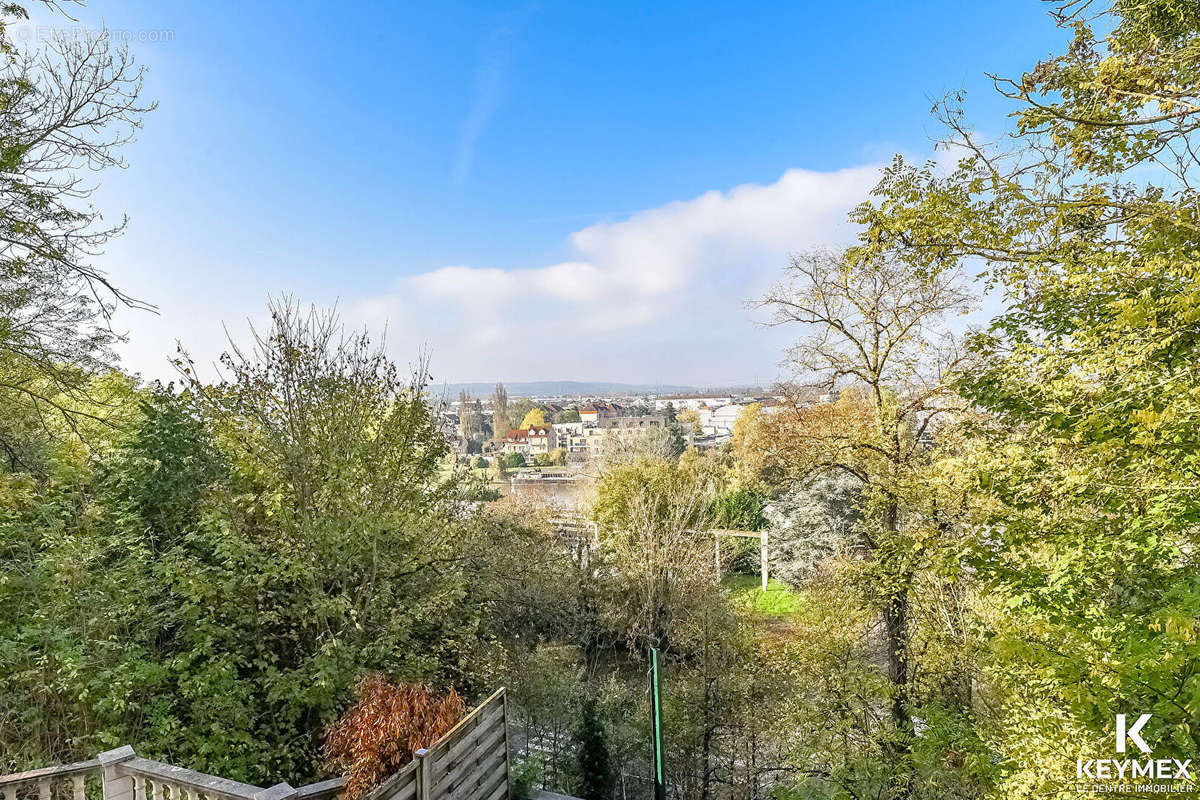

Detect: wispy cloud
[116,164,884,386]
[351,164,883,383]
[452,8,533,185]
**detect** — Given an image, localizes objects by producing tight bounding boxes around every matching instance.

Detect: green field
[722,573,803,618]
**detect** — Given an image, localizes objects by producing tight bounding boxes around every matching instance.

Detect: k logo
[1116,713,1152,754]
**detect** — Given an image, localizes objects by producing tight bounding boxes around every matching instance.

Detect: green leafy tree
[844,1,1200,792]
[710,485,768,531]
[554,408,581,423]
[3,302,484,778]
[665,422,687,459]
[127,300,485,781]
[574,696,615,800]
[755,251,973,798]
[0,374,151,766]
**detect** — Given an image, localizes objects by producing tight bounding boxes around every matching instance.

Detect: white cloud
[351,164,882,384]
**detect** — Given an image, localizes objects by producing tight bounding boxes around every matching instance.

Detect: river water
[493,479,589,511]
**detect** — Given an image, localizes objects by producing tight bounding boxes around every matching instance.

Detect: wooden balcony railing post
[414,749,432,800]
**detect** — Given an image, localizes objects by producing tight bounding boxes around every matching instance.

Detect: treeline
[0,302,527,780]
[725,0,1200,795]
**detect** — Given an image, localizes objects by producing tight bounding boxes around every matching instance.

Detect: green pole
[649,647,666,800]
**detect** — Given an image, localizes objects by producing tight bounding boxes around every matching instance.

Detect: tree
[590,455,718,654]
[0,378,175,766]
[574,696,615,800]
[491,383,510,438]
[845,1,1200,792]
[503,452,526,469]
[473,397,488,437]
[763,471,860,585]
[730,403,771,484]
[489,455,506,480]
[532,449,566,467]
[0,3,154,459]
[553,408,581,423]
[754,250,972,797]
[508,397,537,431]
[458,389,475,439]
[665,422,687,458]
[460,393,488,442]
[155,300,485,780]
[710,485,768,532]
[520,408,547,429]
[676,409,702,436]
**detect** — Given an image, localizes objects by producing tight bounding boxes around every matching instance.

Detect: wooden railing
[0,689,509,800]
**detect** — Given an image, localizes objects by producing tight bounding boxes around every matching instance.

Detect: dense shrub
[323,675,464,798]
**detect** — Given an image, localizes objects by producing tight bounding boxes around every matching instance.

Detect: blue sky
[26,1,1067,387]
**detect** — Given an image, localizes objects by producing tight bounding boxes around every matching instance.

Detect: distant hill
[429,380,699,398]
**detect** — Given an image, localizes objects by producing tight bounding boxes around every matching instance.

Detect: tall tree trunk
[884,589,911,732]
[883,590,913,799]
[700,611,714,800]
[881,503,914,799]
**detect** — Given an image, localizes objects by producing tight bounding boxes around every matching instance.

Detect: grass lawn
[723,573,803,618]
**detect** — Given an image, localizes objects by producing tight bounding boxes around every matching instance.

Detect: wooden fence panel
[364,761,417,800]
[425,689,508,800]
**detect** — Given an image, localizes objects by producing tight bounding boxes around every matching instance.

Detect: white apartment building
[553,421,588,455]
[581,414,691,457]
[492,410,700,462]
[699,403,750,436]
[653,394,734,412]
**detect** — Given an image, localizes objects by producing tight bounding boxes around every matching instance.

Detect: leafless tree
[0,4,155,463]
